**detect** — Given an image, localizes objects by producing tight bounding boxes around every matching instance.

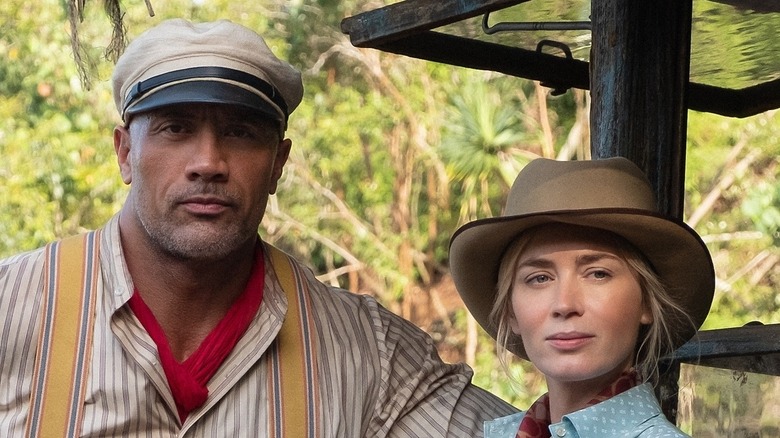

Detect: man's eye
[162,123,187,134]
[225,127,255,138]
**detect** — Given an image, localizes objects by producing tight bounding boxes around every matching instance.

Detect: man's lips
[179,196,232,215]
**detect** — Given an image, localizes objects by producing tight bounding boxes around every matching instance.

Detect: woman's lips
[546,332,594,350]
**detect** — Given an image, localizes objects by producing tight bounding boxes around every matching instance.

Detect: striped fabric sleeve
[339,291,518,437]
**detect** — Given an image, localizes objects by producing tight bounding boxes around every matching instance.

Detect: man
[0,18,516,436]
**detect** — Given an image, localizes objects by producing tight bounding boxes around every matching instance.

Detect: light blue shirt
[484,383,689,437]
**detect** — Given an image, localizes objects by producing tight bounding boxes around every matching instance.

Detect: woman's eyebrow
[575,252,621,266]
[516,257,555,270]
[517,251,621,270]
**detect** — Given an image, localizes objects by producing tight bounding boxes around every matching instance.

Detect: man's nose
[185,130,228,182]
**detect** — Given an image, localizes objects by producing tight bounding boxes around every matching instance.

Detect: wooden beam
[673,323,780,360]
[689,78,780,118]
[341,0,529,46]
[365,31,589,91]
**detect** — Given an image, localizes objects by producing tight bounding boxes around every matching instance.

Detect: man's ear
[269,138,292,195]
[114,125,133,185]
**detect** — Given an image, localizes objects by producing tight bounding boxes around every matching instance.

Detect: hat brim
[449,208,715,360]
[124,80,282,123]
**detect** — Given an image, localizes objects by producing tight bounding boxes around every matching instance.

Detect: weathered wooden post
[590,0,693,219]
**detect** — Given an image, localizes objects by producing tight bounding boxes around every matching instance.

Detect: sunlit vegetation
[1,0,777,411]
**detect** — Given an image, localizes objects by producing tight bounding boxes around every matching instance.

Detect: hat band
[122,66,289,121]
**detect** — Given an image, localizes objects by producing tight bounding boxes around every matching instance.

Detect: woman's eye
[528,274,550,284]
[590,270,610,279]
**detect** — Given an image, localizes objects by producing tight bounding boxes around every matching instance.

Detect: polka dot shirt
[484,383,689,437]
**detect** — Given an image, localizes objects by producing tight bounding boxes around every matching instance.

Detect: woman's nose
[551,276,584,318]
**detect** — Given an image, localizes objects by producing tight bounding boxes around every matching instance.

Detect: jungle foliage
[1,0,778,409]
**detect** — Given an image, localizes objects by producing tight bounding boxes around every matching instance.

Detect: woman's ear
[640,303,653,325]
[508,312,522,335]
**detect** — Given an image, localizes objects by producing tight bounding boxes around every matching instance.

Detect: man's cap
[449,157,715,360]
[112,19,303,130]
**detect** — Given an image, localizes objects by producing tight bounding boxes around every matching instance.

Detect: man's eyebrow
[223,114,259,124]
[151,108,194,119]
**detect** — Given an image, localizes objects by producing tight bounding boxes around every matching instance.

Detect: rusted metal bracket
[481,11,591,33]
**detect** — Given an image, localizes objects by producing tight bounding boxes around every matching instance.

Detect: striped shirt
[0,215,517,437]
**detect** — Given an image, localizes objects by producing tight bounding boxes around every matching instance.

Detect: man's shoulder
[0,245,46,272]
[0,246,47,336]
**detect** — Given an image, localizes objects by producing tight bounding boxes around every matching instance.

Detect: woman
[449,157,715,437]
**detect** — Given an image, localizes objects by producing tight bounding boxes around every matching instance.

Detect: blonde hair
[490,224,695,386]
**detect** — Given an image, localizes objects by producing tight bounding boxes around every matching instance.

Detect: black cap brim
[125,81,282,123]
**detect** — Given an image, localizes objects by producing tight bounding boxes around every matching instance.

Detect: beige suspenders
[266,245,321,437]
[25,232,101,438]
[26,233,318,437]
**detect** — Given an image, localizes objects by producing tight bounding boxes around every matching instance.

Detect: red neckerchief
[515,370,641,438]
[128,245,265,423]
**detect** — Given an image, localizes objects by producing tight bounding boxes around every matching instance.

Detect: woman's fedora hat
[449,157,715,359]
